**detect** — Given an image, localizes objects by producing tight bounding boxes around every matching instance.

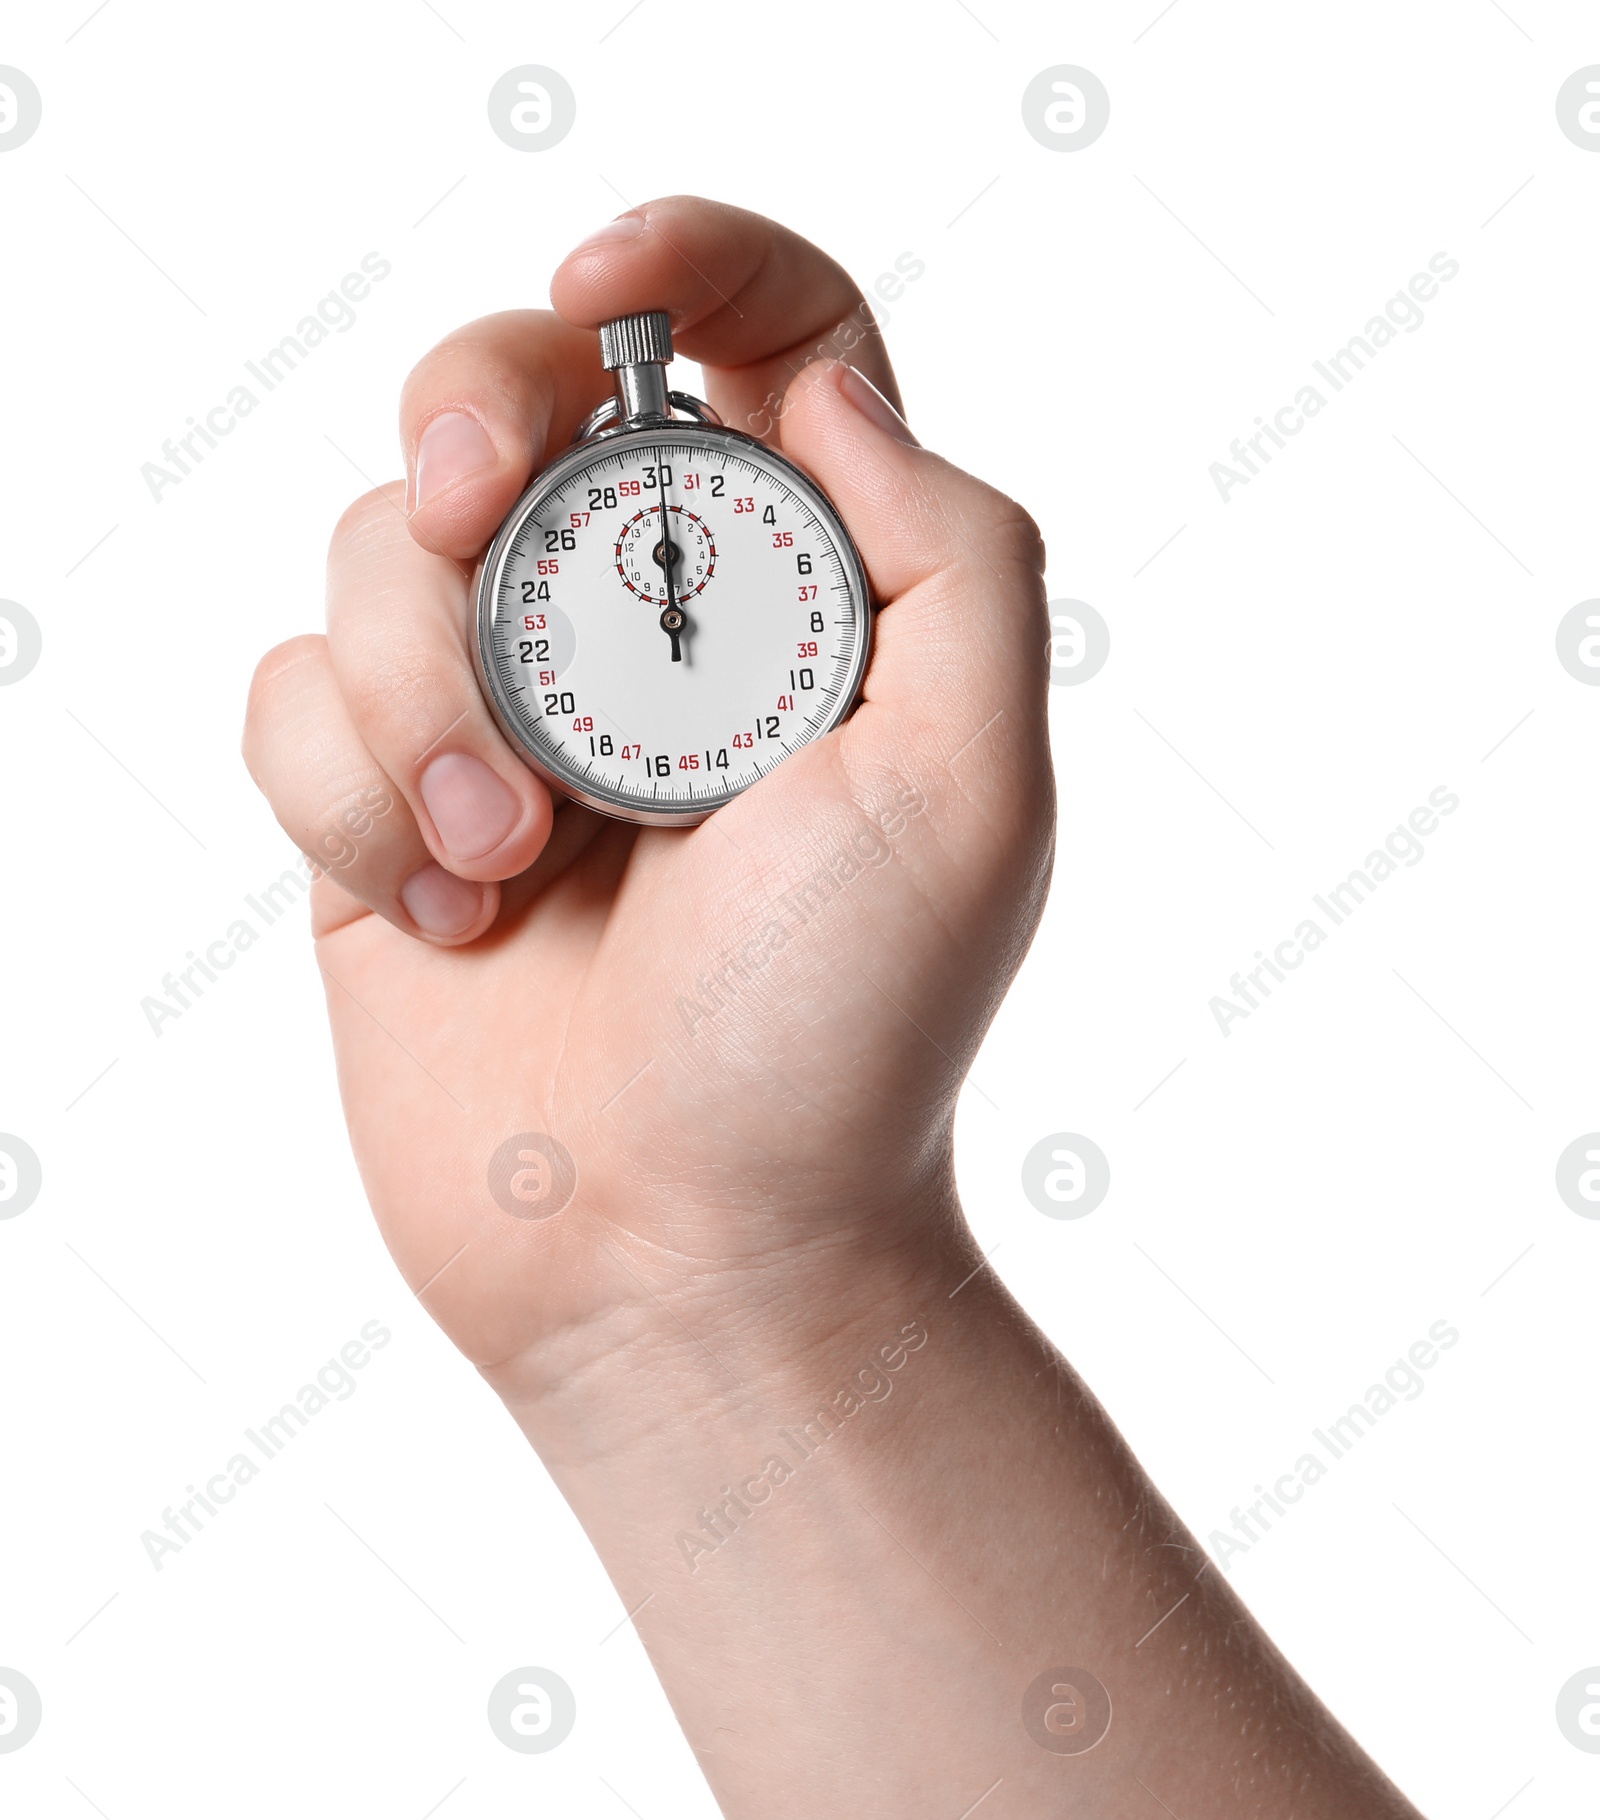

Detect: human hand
[242,196,1053,1395]
[239,199,1430,1820]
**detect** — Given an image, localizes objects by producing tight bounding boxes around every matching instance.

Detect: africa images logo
[1208,254,1459,504]
[1209,787,1459,1035]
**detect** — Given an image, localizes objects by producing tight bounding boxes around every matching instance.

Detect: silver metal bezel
[474,419,874,829]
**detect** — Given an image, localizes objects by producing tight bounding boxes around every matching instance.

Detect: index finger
[550,194,905,444]
[401,310,607,562]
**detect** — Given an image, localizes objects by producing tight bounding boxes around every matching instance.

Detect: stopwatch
[474,311,872,826]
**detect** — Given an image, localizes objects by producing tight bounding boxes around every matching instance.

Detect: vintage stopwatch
[474,311,872,826]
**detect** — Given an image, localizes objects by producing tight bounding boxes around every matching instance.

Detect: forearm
[488,1198,1423,1820]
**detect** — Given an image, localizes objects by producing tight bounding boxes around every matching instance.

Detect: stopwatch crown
[599,311,673,372]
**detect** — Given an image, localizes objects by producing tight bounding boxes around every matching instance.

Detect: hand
[242,195,1053,1392]
[243,199,1424,1820]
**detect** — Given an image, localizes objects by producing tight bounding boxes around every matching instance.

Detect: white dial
[477,427,871,825]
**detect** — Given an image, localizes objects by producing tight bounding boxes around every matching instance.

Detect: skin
[243,196,1426,1818]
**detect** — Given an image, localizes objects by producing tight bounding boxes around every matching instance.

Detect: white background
[1,2,1596,1815]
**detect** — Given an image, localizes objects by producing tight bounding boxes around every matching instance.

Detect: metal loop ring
[668,391,724,427]
[572,391,724,444]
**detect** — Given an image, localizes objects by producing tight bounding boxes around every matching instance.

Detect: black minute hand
[657,468,684,663]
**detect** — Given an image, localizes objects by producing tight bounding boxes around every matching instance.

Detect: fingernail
[571,213,647,251]
[400,864,484,938]
[837,364,919,446]
[414,411,497,511]
[420,752,522,860]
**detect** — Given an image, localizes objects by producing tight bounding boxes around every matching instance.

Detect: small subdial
[614,504,716,604]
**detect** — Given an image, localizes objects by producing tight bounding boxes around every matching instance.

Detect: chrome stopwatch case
[474,311,872,826]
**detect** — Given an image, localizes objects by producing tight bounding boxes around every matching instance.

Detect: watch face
[476,425,871,825]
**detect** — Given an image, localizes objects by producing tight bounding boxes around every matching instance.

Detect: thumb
[776,358,1053,807]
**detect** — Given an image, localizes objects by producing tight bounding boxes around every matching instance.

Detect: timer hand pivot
[659,604,685,662]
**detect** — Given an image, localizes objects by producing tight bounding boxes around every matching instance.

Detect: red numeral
[733,496,756,513]
[569,511,591,527]
[539,669,557,685]
[771,531,793,547]
[537,559,559,575]
[522,614,547,630]
[621,744,640,760]
[776,693,794,711]
[798,584,817,601]
[684,472,701,490]
[797,640,818,657]
[733,732,753,749]
[678,753,700,770]
[573,716,593,732]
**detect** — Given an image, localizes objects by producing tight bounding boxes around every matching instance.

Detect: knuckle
[250,631,326,694]
[400,312,563,431]
[408,312,515,387]
[242,634,326,770]
[979,496,1048,576]
[328,483,406,565]
[907,462,1048,583]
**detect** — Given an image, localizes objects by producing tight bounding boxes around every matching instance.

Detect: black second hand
[657,465,683,663]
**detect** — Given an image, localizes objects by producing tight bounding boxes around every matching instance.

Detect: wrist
[481,1176,974,1471]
